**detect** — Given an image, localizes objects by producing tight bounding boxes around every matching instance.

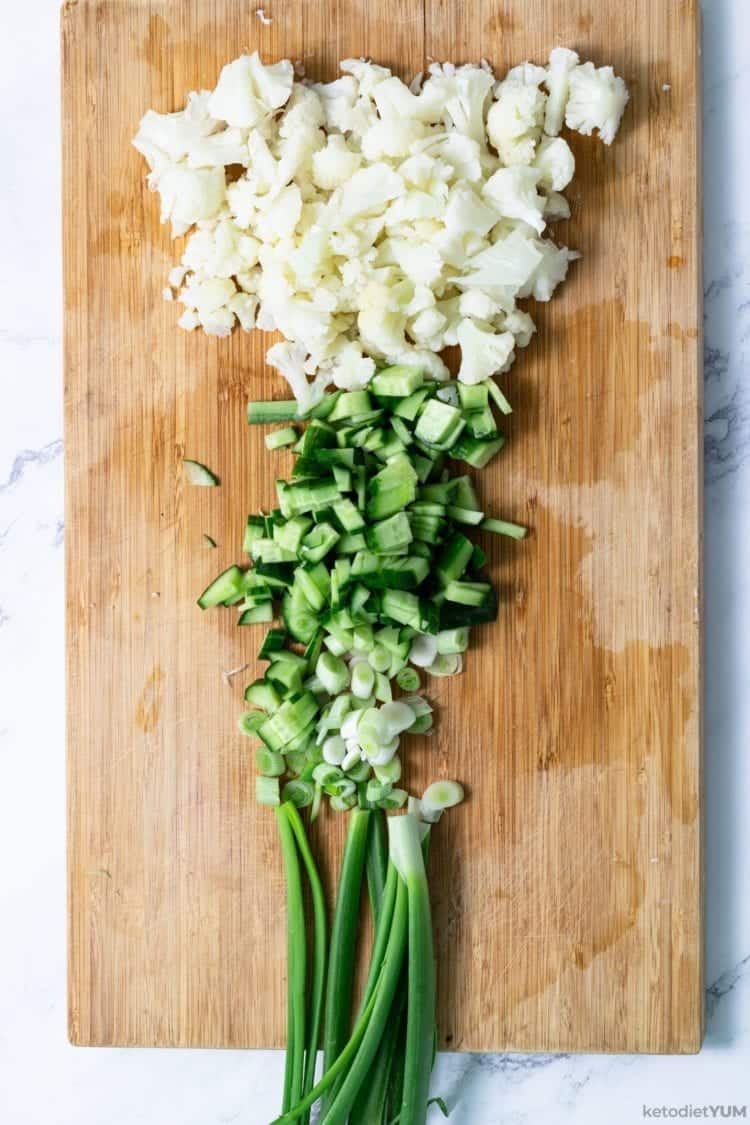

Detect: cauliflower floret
[180,276,236,317]
[390,240,443,287]
[200,307,236,336]
[544,47,579,135]
[133,91,217,168]
[328,164,404,225]
[246,131,280,194]
[311,135,362,190]
[483,167,546,233]
[155,165,226,235]
[533,136,575,192]
[340,58,392,96]
[208,52,294,128]
[502,61,547,89]
[372,75,445,123]
[326,340,377,389]
[518,238,579,301]
[500,307,536,347]
[565,62,629,144]
[182,217,260,278]
[430,134,484,183]
[226,178,259,228]
[254,184,302,242]
[361,119,428,161]
[443,65,494,143]
[385,189,445,225]
[458,290,499,321]
[310,76,359,132]
[543,191,571,221]
[185,127,249,169]
[456,318,515,384]
[458,228,543,303]
[393,346,450,381]
[279,85,326,135]
[487,81,546,166]
[444,185,499,238]
[228,292,258,331]
[409,307,448,349]
[358,282,408,357]
[266,340,330,414]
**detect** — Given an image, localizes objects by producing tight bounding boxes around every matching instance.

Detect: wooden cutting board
[63,0,702,1053]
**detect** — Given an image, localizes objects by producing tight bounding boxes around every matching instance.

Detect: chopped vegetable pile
[141,42,630,1125]
[198,367,526,816]
[134,50,628,412]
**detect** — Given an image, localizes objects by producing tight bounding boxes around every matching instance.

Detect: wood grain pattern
[63,0,703,1052]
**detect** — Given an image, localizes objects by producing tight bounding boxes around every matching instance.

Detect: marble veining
[0,1,747,1122]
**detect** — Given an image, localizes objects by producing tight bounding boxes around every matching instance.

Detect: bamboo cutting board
[63,0,702,1053]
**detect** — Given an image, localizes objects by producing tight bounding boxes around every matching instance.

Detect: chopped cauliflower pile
[134,49,628,411]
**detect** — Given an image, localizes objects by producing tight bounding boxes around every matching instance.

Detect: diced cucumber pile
[198,366,527,814]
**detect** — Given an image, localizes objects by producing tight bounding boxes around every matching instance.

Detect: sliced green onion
[183,458,219,486]
[257,777,281,806]
[351,661,376,699]
[256,748,286,777]
[266,426,299,450]
[316,652,351,695]
[373,755,402,785]
[282,780,315,808]
[322,735,346,766]
[480,516,528,539]
[396,667,421,692]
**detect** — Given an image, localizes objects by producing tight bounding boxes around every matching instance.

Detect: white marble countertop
[0,1,748,1121]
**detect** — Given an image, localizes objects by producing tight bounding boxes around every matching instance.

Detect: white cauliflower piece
[340,58,392,96]
[501,308,536,347]
[266,340,330,414]
[228,292,258,330]
[565,61,629,144]
[155,165,226,235]
[444,185,499,238]
[226,178,259,228]
[398,153,452,190]
[487,81,546,166]
[311,135,362,190]
[483,167,546,233]
[311,76,359,132]
[394,346,450,381]
[182,217,260,278]
[544,47,579,136]
[543,190,571,221]
[372,75,444,123]
[185,127,249,169]
[361,119,428,161]
[385,189,445,225]
[429,134,484,183]
[409,307,447,350]
[132,91,217,168]
[358,282,408,357]
[457,319,515,384]
[208,52,293,128]
[533,136,575,191]
[200,306,236,336]
[443,65,494,143]
[327,340,377,389]
[246,131,279,194]
[328,164,403,224]
[180,276,236,316]
[458,228,543,301]
[518,238,579,301]
[254,184,302,243]
[503,62,547,89]
[458,290,499,321]
[390,240,443,287]
[280,85,326,134]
